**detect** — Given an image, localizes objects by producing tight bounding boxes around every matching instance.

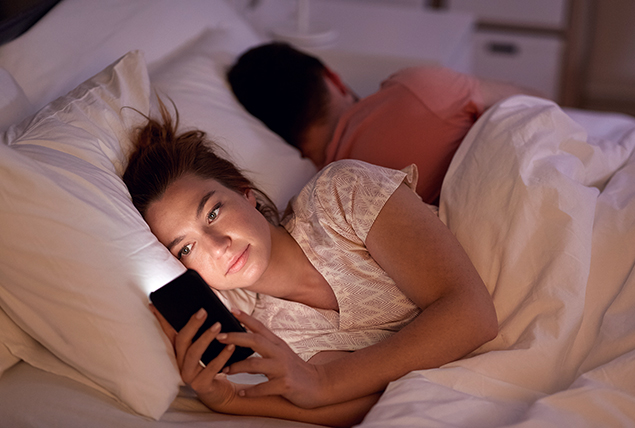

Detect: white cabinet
[446,0,568,29]
[472,30,564,100]
[437,0,570,101]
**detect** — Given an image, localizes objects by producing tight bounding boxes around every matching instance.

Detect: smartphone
[149,269,254,367]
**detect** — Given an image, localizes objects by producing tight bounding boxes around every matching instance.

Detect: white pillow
[0,306,116,399]
[0,50,184,419]
[148,28,317,211]
[0,0,263,117]
[0,68,32,137]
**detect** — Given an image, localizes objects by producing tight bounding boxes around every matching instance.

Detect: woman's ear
[245,188,258,207]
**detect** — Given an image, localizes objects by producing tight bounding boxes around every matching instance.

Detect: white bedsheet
[358,96,635,427]
[0,362,323,428]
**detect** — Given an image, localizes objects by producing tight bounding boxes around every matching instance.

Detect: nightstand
[432,0,572,102]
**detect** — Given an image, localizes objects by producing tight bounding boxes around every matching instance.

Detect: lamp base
[271,22,338,48]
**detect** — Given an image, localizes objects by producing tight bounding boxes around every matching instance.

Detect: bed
[1,1,634,427]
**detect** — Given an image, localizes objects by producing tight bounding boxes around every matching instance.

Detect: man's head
[227,42,330,152]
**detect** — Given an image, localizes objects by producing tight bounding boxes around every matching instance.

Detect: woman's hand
[150,305,239,409]
[218,310,329,409]
[152,305,378,426]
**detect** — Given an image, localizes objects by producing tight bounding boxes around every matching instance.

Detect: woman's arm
[151,305,379,427]
[316,182,498,404]
[228,182,498,408]
[207,387,379,428]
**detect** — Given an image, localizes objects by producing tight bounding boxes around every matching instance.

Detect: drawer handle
[487,42,519,55]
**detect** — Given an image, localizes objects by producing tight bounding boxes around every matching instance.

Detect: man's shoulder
[384,65,472,89]
[379,65,482,113]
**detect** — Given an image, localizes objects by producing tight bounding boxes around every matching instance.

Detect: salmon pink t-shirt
[323,66,484,204]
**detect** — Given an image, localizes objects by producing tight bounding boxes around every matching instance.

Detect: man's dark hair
[227,42,330,149]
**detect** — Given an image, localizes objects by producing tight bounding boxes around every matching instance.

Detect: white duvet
[359,96,635,427]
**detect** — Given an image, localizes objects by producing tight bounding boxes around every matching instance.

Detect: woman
[123,101,498,427]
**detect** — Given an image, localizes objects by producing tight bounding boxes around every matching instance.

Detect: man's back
[324,66,484,204]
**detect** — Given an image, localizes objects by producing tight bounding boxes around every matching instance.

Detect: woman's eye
[178,243,193,260]
[207,205,221,223]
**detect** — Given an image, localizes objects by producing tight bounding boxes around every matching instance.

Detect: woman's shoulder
[287,160,393,216]
[318,158,374,176]
[288,159,416,217]
[284,160,419,240]
[311,160,413,218]
[295,160,374,201]
[316,160,417,193]
[314,159,401,186]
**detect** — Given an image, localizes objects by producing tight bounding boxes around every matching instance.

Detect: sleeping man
[227,42,542,204]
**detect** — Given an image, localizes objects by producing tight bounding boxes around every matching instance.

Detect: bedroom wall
[581,0,635,115]
[232,0,635,116]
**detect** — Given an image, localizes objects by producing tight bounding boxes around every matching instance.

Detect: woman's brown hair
[123,99,279,225]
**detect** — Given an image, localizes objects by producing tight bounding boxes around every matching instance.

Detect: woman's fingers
[190,344,236,394]
[149,304,177,344]
[218,330,264,351]
[173,308,208,367]
[232,309,285,345]
[236,376,288,399]
[223,349,277,375]
[179,319,239,387]
[180,321,221,382]
[151,305,240,401]
[218,310,290,360]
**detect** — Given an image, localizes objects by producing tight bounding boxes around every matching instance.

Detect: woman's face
[145,174,273,291]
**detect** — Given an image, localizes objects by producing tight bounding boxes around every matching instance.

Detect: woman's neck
[249,224,338,311]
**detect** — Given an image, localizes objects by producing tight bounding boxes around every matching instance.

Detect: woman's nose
[202,230,230,258]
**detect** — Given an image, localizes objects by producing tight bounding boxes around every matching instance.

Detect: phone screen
[149,269,254,367]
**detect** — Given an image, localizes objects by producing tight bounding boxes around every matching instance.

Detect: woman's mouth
[226,245,249,275]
